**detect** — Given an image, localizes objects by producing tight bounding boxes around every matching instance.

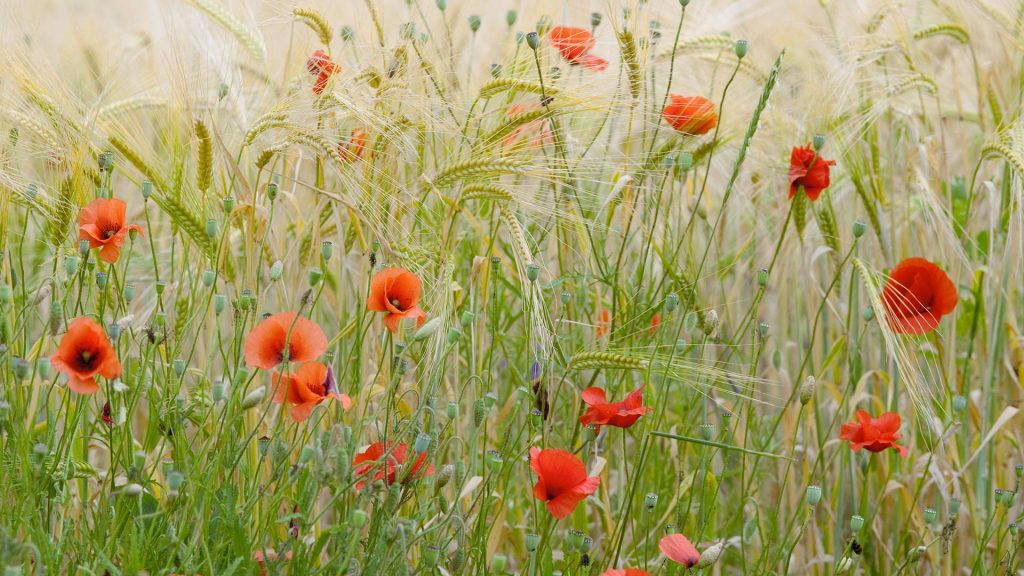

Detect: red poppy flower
[880,257,958,334]
[596,308,610,337]
[662,95,718,136]
[659,534,700,567]
[788,144,836,201]
[272,361,352,422]
[579,386,649,432]
[529,447,600,519]
[367,268,427,333]
[549,26,608,71]
[602,570,653,576]
[649,313,661,334]
[78,198,144,264]
[50,316,121,394]
[352,441,434,489]
[306,49,341,95]
[244,312,328,370]
[340,128,368,162]
[839,410,908,456]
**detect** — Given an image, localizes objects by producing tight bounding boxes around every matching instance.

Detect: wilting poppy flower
[529,447,600,519]
[659,534,700,567]
[788,144,836,201]
[353,441,434,489]
[306,49,341,95]
[602,570,652,576]
[596,308,611,337]
[579,386,649,432]
[662,95,718,136]
[50,316,121,394]
[244,312,328,370]
[503,103,552,150]
[101,402,114,426]
[273,361,352,422]
[880,257,958,334]
[367,268,427,333]
[549,26,608,71]
[839,409,908,456]
[340,128,368,162]
[78,198,144,264]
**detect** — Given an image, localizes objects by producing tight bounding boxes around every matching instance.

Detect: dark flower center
[102,224,121,239]
[76,349,98,370]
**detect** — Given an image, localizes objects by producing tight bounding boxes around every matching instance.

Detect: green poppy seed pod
[799,376,816,405]
[413,317,443,341]
[78,239,90,256]
[223,196,235,213]
[582,424,598,443]
[446,327,461,344]
[202,269,216,288]
[321,240,334,261]
[812,134,826,152]
[468,14,481,33]
[683,311,698,332]
[341,25,354,41]
[758,321,770,339]
[567,529,584,551]
[124,284,136,302]
[1016,464,1023,478]
[505,9,517,26]
[664,293,679,313]
[141,180,153,200]
[12,358,30,380]
[422,544,441,566]
[490,63,502,78]
[214,294,226,315]
[414,432,431,454]
[351,509,369,528]
[700,423,714,440]
[459,311,475,327]
[486,450,503,472]
[526,31,540,51]
[525,533,541,553]
[734,39,748,59]
[205,218,218,238]
[560,290,571,305]
[644,492,658,511]
[240,386,265,410]
[108,323,121,342]
[697,541,724,568]
[590,12,602,28]
[308,267,323,286]
[677,152,693,171]
[269,260,283,281]
[212,381,226,402]
[435,0,446,10]
[1002,489,1016,507]
[446,402,458,420]
[37,358,53,380]
[64,255,80,277]
[96,272,108,290]
[862,305,875,322]
[172,358,186,377]
[167,471,184,491]
[850,514,864,533]
[492,553,507,573]
[923,508,937,524]
[526,263,540,282]
[703,310,719,335]
[805,485,822,507]
[852,220,867,238]
[473,399,487,427]
[266,182,278,202]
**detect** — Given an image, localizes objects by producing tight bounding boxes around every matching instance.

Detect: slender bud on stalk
[269,261,283,281]
[697,542,725,567]
[703,310,719,335]
[241,386,266,410]
[413,317,443,341]
[799,376,816,405]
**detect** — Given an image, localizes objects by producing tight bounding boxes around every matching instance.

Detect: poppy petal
[659,534,700,567]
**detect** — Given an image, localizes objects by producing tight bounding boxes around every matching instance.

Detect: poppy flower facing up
[529,447,601,519]
[367,268,427,333]
[788,144,836,201]
[78,198,144,264]
[244,312,328,370]
[272,361,352,422]
[880,257,958,335]
[340,128,368,162]
[50,316,121,394]
[602,570,652,576]
[352,441,434,489]
[839,410,908,456]
[306,49,341,95]
[579,386,650,432]
[662,95,718,136]
[659,533,700,568]
[549,26,608,71]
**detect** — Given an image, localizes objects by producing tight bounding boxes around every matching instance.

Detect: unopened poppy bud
[952,395,967,412]
[65,255,80,276]
[205,218,218,238]
[214,294,226,314]
[525,533,540,552]
[473,399,488,427]
[590,12,602,28]
[454,460,466,486]
[734,39,748,59]
[449,546,467,572]
[435,0,446,10]
[850,514,864,532]
[340,25,354,41]
[923,508,937,523]
[446,328,461,344]
[526,263,540,282]
[351,509,369,528]
[141,180,153,200]
[505,9,517,26]
[526,31,540,51]
[299,445,317,465]
[212,381,226,401]
[413,317,443,341]
[812,134,826,152]
[459,311,475,326]
[862,305,875,322]
[665,293,679,312]
[492,553,507,573]
[644,492,658,510]
[308,267,322,286]
[468,14,481,33]
[241,386,266,410]
[853,220,867,238]
[799,376,815,405]
[202,269,216,287]
[697,541,724,567]
[78,239,90,256]
[266,182,278,202]
[703,310,719,335]
[805,485,822,506]
[124,284,136,302]
[122,483,144,497]
[37,359,53,380]
[432,464,452,491]
[267,261,283,282]
[12,358,30,380]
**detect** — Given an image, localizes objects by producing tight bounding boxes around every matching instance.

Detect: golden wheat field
[0,0,1022,573]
